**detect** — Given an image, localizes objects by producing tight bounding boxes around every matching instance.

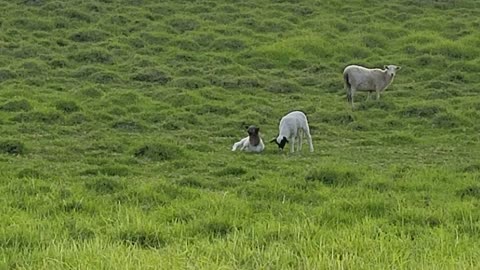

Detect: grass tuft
[431,113,463,129]
[17,168,43,179]
[11,111,63,124]
[112,120,145,132]
[168,17,199,33]
[0,99,32,112]
[131,68,171,84]
[0,69,17,81]
[81,166,130,177]
[457,186,480,199]
[200,220,237,238]
[462,164,480,173]
[305,168,360,186]
[64,219,95,241]
[0,140,25,155]
[215,167,247,177]
[69,29,109,42]
[70,48,113,64]
[134,143,183,161]
[169,77,209,89]
[55,100,80,113]
[119,230,167,249]
[318,112,354,125]
[85,178,125,194]
[401,104,443,118]
[61,200,86,213]
[357,100,397,111]
[266,80,301,93]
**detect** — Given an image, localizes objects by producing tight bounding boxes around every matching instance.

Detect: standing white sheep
[343,64,401,108]
[271,111,314,153]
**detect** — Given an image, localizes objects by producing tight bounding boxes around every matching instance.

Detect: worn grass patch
[0,140,25,155]
[133,143,183,161]
[305,167,360,187]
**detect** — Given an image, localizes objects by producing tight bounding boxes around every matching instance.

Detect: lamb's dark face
[247,125,260,146]
[271,136,288,150]
[247,125,259,136]
[278,137,288,149]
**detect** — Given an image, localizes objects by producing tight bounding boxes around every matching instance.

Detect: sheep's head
[384,65,401,77]
[270,136,288,150]
[246,125,260,146]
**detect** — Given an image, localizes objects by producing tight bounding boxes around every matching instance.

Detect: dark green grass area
[1,0,480,268]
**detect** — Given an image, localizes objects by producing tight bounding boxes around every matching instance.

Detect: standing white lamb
[343,64,401,109]
[232,125,265,153]
[271,111,314,153]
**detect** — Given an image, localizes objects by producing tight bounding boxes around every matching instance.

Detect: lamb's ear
[269,138,277,143]
[383,65,387,70]
[255,127,260,133]
[244,125,249,130]
[396,66,402,70]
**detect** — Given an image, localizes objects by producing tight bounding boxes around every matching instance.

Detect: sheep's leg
[298,132,303,152]
[290,137,295,153]
[366,91,371,101]
[376,88,381,100]
[350,88,356,109]
[307,134,314,152]
[304,128,314,152]
[232,142,241,151]
[233,138,248,151]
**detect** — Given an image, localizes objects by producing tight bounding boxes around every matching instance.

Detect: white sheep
[232,125,265,153]
[343,64,401,108]
[271,111,313,153]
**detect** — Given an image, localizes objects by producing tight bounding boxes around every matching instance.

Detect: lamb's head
[246,125,260,146]
[383,65,401,78]
[270,136,288,150]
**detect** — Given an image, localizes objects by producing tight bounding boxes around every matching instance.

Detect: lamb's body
[232,125,264,153]
[343,64,400,108]
[231,136,265,152]
[273,111,313,153]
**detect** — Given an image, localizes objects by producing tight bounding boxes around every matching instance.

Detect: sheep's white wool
[232,136,265,152]
[274,111,313,153]
[343,64,401,108]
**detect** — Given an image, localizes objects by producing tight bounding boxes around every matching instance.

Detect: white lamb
[343,64,401,109]
[271,111,314,153]
[232,125,265,153]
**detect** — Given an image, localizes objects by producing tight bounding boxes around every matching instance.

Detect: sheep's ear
[269,138,277,143]
[244,125,249,129]
[396,66,401,70]
[255,127,260,132]
[383,65,388,69]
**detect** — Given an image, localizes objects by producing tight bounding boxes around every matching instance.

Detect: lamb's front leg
[232,142,241,151]
[240,141,248,151]
[290,137,295,153]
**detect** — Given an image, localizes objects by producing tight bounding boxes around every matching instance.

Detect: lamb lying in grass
[271,111,314,153]
[232,125,265,153]
[343,64,401,109]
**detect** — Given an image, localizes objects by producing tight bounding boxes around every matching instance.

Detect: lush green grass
[1,0,480,268]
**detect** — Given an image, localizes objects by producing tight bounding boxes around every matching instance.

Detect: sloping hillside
[0,0,479,268]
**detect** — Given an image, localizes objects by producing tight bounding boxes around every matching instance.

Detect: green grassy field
[1,0,480,268]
